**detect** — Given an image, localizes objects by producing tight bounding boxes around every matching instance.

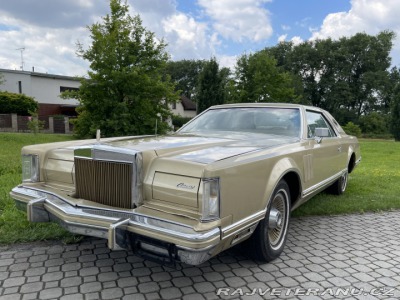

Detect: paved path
[0,211,399,300]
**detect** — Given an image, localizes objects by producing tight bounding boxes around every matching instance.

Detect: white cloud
[128,1,218,60]
[0,0,106,29]
[0,1,104,75]
[310,0,400,66]
[218,55,237,69]
[278,34,287,43]
[291,36,303,45]
[162,13,216,60]
[0,13,90,75]
[277,34,302,46]
[197,0,273,42]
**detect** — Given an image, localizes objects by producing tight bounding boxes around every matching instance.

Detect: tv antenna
[16,47,25,70]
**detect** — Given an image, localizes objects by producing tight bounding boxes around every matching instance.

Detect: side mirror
[314,128,329,144]
[315,128,330,137]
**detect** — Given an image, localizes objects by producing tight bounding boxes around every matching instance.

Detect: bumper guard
[11,186,220,265]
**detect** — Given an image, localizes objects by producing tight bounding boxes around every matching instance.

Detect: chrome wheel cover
[341,171,348,192]
[268,189,289,250]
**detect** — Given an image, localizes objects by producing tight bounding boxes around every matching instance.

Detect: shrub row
[0,92,38,115]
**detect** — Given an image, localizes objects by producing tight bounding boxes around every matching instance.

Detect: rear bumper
[10,186,220,265]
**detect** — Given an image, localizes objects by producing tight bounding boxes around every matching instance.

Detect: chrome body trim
[221,210,265,239]
[230,224,257,246]
[50,217,109,239]
[302,169,347,198]
[11,186,221,265]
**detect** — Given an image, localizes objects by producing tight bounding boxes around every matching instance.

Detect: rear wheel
[327,170,348,195]
[250,180,291,262]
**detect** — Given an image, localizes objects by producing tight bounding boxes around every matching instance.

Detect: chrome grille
[74,157,133,209]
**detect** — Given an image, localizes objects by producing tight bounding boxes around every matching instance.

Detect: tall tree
[165,60,206,100]
[391,92,400,141]
[65,0,177,137]
[338,32,394,117]
[389,67,400,141]
[267,31,395,125]
[196,58,225,113]
[231,50,299,103]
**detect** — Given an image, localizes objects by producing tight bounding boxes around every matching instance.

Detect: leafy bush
[361,133,393,139]
[27,111,45,134]
[342,122,362,137]
[172,115,192,130]
[359,112,389,135]
[0,92,38,115]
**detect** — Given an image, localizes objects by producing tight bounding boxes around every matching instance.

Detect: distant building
[0,68,197,119]
[171,95,197,118]
[0,68,79,116]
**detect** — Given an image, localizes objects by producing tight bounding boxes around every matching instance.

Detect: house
[0,68,80,117]
[171,95,197,118]
[0,68,197,119]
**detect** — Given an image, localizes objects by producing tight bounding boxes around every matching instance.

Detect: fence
[0,114,74,134]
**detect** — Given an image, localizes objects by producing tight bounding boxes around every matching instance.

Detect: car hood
[104,132,299,164]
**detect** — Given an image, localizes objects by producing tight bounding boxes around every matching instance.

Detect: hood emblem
[177,183,196,190]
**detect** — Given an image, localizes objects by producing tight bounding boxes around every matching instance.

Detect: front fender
[261,157,302,210]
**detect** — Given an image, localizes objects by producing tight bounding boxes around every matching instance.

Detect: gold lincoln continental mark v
[10,103,360,265]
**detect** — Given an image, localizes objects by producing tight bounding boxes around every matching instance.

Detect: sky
[0,0,399,76]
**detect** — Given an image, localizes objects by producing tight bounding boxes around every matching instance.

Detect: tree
[231,50,299,103]
[390,69,400,141]
[391,94,400,141]
[165,60,206,100]
[196,58,226,114]
[65,0,178,138]
[267,32,395,125]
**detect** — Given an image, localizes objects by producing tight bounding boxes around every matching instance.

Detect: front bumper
[10,186,220,265]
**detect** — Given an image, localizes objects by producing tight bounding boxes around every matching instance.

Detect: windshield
[179,107,301,137]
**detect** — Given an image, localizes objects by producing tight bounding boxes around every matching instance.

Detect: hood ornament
[96,129,101,143]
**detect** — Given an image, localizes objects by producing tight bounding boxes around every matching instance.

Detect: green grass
[293,139,400,217]
[0,133,399,244]
[0,132,79,245]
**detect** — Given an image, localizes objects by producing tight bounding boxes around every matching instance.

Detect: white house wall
[0,69,79,106]
[30,76,79,105]
[0,71,32,95]
[171,102,196,118]
[1,69,196,118]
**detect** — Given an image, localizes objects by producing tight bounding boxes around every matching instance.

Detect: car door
[303,110,347,191]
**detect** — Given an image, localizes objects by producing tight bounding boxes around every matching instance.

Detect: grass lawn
[0,133,399,245]
[0,133,78,245]
[292,139,400,217]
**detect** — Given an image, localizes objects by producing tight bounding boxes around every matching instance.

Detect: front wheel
[250,180,291,262]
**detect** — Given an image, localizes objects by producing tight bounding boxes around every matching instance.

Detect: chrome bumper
[10,186,220,265]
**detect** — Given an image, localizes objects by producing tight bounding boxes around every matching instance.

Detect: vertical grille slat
[74,157,133,209]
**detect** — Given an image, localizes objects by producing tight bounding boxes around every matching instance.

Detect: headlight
[201,178,220,222]
[22,154,40,182]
